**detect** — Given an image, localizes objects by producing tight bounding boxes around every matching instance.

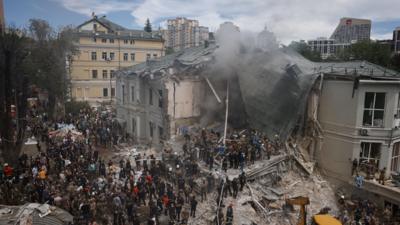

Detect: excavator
[285,196,342,225]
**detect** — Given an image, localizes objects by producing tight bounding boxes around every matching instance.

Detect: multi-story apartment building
[70,15,164,105]
[307,38,350,59]
[394,27,400,54]
[164,17,209,51]
[330,17,371,44]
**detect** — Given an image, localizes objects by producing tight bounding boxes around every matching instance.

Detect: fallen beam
[204,77,222,103]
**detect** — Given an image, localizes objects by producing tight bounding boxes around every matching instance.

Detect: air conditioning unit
[359,128,368,136]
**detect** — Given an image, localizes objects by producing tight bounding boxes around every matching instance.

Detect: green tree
[346,40,391,67]
[26,19,77,117]
[0,29,30,163]
[165,47,174,55]
[288,41,322,62]
[144,18,152,32]
[0,20,77,163]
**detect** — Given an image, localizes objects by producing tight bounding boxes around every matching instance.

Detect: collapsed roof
[0,203,73,225]
[118,44,400,140]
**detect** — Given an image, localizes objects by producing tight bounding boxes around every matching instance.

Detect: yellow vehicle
[313,215,342,225]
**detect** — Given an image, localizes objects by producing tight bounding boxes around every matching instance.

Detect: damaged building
[116,42,400,213]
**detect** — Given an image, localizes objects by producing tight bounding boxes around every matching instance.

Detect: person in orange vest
[3,163,13,179]
[38,167,46,180]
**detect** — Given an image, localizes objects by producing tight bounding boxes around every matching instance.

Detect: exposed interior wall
[165,78,205,136]
[317,79,359,180]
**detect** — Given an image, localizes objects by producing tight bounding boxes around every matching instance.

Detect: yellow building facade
[70,15,164,105]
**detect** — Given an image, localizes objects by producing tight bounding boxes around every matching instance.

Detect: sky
[4,0,400,44]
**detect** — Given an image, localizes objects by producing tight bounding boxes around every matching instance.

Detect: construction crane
[285,196,310,225]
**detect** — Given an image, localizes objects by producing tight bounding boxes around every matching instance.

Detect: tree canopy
[0,19,77,163]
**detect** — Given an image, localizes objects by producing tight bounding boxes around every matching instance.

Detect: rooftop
[75,16,163,41]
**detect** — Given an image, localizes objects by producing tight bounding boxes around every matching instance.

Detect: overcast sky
[4,0,400,44]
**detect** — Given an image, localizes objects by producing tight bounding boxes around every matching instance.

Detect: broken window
[159,126,164,139]
[158,90,163,108]
[149,88,153,105]
[111,88,115,97]
[363,92,385,127]
[149,122,154,138]
[122,85,125,104]
[360,142,381,167]
[131,86,135,102]
[392,143,400,172]
[131,117,136,134]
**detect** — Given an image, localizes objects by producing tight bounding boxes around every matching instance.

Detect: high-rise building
[0,0,5,33]
[164,17,209,51]
[394,27,400,54]
[330,17,371,43]
[70,14,164,105]
[307,37,350,59]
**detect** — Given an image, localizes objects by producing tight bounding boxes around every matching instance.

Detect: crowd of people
[3,103,396,225]
[0,100,288,225]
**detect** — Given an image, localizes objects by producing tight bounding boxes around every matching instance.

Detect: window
[158,90,163,108]
[123,53,128,61]
[131,86,135,102]
[109,52,115,60]
[159,126,164,139]
[101,38,107,43]
[360,142,381,167]
[124,39,128,44]
[392,143,400,172]
[122,85,125,104]
[153,54,158,58]
[102,52,107,60]
[149,88,153,105]
[111,88,115,97]
[93,24,97,30]
[149,122,154,138]
[92,70,98,79]
[102,70,107,79]
[92,37,97,43]
[103,88,108,97]
[110,39,114,43]
[363,92,385,127]
[110,70,115,78]
[132,118,136,134]
[130,40,134,45]
[91,52,97,60]
[397,93,400,116]
[130,53,135,61]
[146,54,151,60]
